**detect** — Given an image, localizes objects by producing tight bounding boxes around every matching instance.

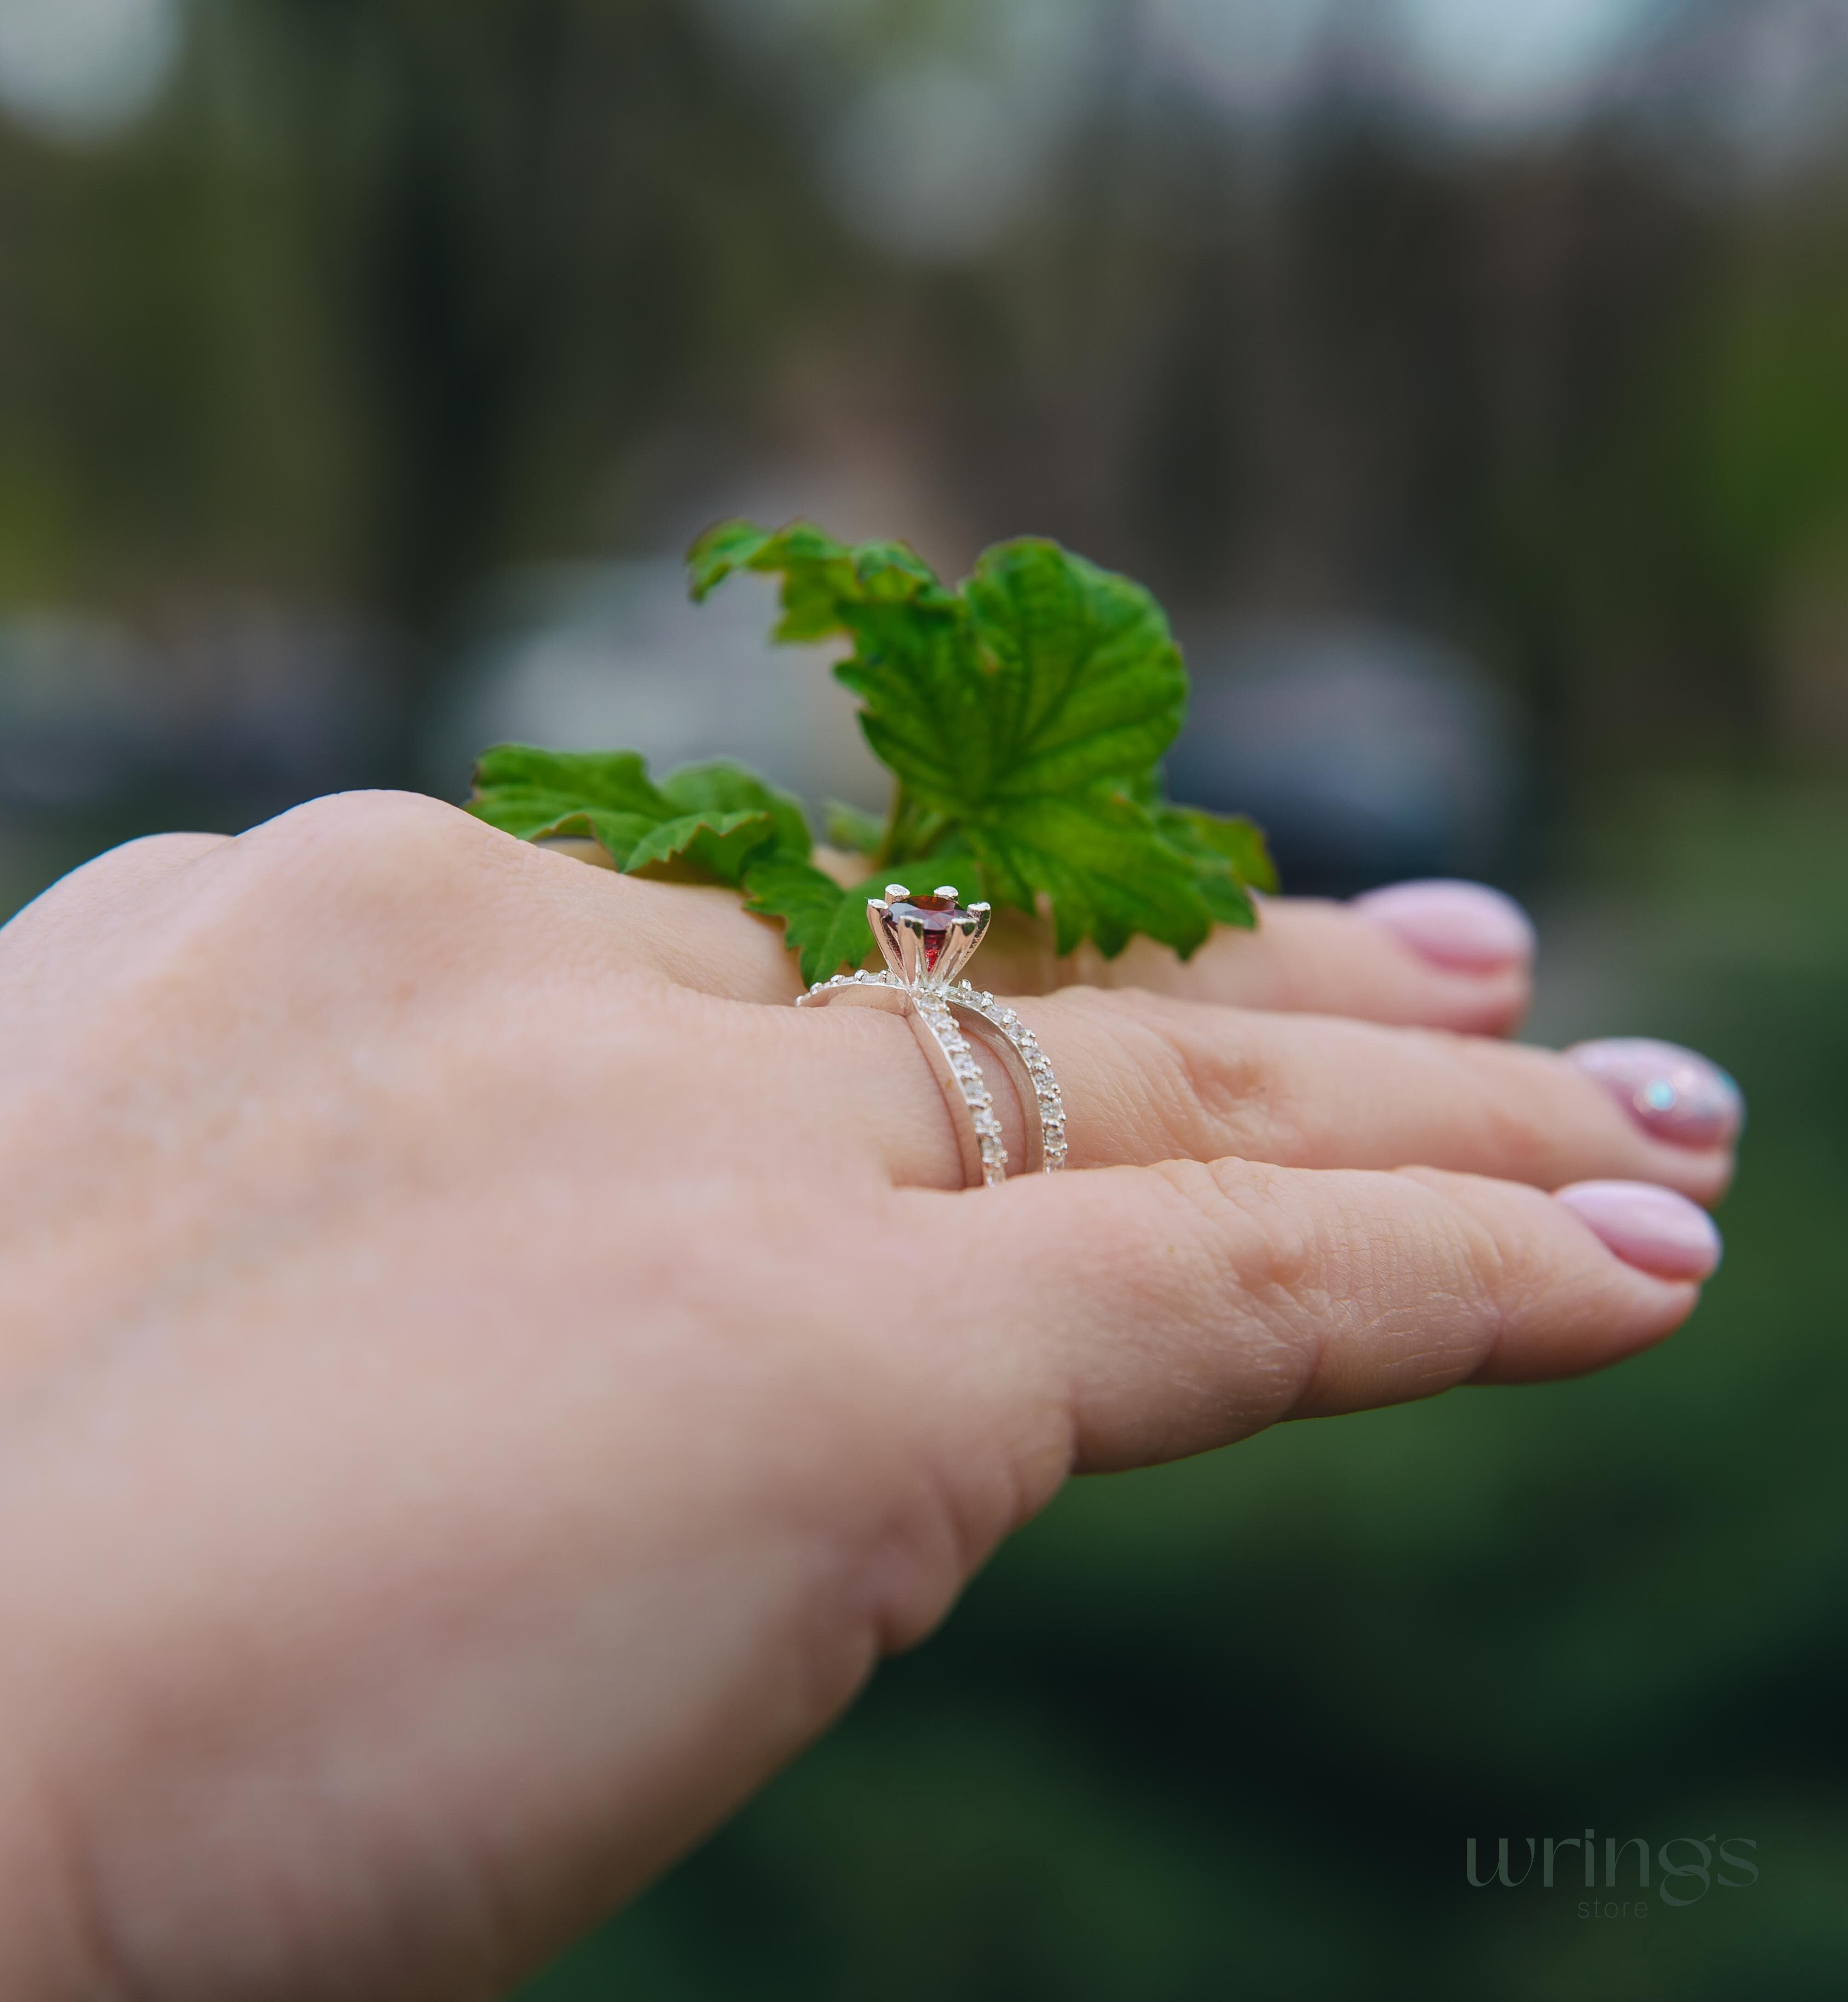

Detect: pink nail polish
[1349,879,1535,972]
[1568,1038,1744,1149]
[1554,1180,1723,1282]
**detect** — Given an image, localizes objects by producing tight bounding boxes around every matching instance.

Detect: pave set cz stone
[794,884,1068,1189]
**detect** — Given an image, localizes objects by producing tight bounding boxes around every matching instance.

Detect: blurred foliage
[3,0,1848,777]
[0,0,824,633]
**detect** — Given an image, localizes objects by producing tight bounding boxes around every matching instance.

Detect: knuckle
[1184,1158,1328,1407]
[1064,990,1278,1162]
[236,790,498,917]
[254,787,473,863]
[110,793,508,1012]
[1149,1155,1323,1303]
[1170,1020,1291,1155]
[1398,1168,1526,1342]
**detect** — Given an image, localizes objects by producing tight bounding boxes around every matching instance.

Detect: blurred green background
[0,2,1844,1995]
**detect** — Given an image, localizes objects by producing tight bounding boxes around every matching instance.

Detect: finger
[598,842,1531,1030]
[975,881,1534,1035]
[796,985,1740,1204]
[945,1158,1712,1475]
[1001,991,1740,1205]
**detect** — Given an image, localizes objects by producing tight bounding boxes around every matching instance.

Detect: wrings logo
[1465,1829,1758,1916]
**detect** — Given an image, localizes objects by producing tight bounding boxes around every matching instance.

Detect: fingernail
[1567,1037,1744,1149]
[1349,879,1535,972]
[1554,1180,1723,1282]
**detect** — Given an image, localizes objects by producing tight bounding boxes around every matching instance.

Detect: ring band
[796,885,1068,1188]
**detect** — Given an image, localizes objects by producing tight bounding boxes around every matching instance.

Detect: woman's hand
[0,794,1738,2001]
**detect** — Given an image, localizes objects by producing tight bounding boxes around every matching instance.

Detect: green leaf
[658,759,811,864]
[1170,807,1278,894]
[687,519,956,644]
[964,788,1213,961]
[1149,804,1279,931]
[963,539,1189,800]
[470,744,670,824]
[829,539,1186,816]
[694,524,1203,957]
[739,857,872,986]
[619,810,781,882]
[467,744,805,887]
[685,519,780,601]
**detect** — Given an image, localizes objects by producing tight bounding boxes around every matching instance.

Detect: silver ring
[796,884,1068,1189]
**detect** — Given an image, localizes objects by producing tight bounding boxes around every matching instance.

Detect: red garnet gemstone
[887,890,966,973]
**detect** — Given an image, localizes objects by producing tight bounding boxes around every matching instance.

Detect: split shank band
[795,885,1068,1189]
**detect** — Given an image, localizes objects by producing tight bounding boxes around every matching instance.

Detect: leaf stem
[872,784,912,870]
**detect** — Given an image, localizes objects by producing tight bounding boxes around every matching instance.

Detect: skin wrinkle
[1136,998,1277,1161]
[1404,1168,1663,1387]
[1050,996,1219,1168]
[1094,1159,1328,1453]
[1048,1049,1133,1172]
[1438,1184,1522,1376]
[1164,1164,1510,1427]
[1364,1198,1489,1396]
[1340,1180,1507,1407]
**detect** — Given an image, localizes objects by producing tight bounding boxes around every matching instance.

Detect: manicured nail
[1568,1037,1744,1149]
[1554,1180,1723,1282]
[1349,879,1535,972]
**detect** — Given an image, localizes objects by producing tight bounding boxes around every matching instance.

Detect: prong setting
[868,884,988,990]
